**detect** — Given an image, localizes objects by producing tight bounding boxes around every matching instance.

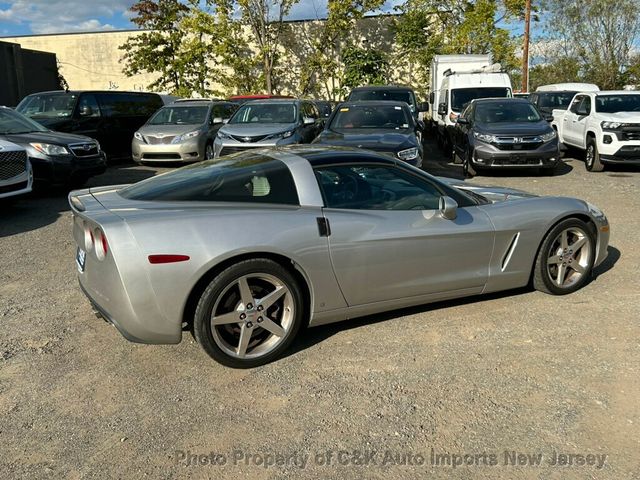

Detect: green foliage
[342,46,388,90]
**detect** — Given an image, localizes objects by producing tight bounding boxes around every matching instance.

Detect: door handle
[317,217,331,237]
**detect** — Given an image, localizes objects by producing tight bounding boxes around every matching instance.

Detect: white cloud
[0,0,133,34]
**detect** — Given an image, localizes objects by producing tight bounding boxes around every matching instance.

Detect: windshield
[330,105,410,130]
[349,90,415,108]
[148,106,208,125]
[537,92,577,109]
[0,108,49,134]
[16,93,77,118]
[595,95,640,113]
[476,102,542,123]
[451,88,511,113]
[229,103,297,124]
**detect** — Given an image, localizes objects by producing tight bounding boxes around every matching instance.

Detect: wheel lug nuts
[247,303,253,309]
[257,317,263,323]
[239,313,246,320]
[257,305,263,311]
[246,322,253,328]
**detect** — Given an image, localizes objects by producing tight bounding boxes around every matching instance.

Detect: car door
[71,93,102,143]
[315,163,495,306]
[562,94,584,146]
[572,95,591,148]
[453,103,474,157]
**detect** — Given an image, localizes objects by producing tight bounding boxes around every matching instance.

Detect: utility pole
[522,0,532,92]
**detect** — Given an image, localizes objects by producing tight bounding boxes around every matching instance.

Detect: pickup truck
[552,90,640,171]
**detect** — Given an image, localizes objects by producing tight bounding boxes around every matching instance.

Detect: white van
[435,67,513,156]
[536,83,600,92]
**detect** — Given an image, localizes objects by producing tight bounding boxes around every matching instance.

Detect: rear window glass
[348,89,415,107]
[119,152,299,205]
[97,93,162,116]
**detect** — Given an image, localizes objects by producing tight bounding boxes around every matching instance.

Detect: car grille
[144,135,177,145]
[229,134,268,143]
[69,142,100,157]
[0,180,28,194]
[142,153,182,160]
[219,146,261,156]
[620,126,640,141]
[0,150,28,180]
[493,136,543,151]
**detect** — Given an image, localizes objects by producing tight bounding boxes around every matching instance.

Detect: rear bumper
[472,141,560,168]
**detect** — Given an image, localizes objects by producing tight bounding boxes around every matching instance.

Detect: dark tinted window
[475,101,542,123]
[451,88,511,112]
[595,94,640,113]
[78,94,101,117]
[569,95,584,114]
[330,104,410,130]
[315,164,443,210]
[210,103,236,120]
[349,89,415,108]
[536,92,577,109]
[0,108,48,134]
[17,93,77,118]
[229,103,297,124]
[120,152,299,204]
[97,93,162,117]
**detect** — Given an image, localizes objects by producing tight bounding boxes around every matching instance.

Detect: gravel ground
[0,141,638,479]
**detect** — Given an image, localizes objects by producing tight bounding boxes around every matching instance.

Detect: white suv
[0,139,33,199]
[553,91,640,171]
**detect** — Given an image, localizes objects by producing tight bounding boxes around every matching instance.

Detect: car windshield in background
[148,106,208,125]
[476,102,542,123]
[0,108,49,135]
[119,152,299,204]
[451,88,511,112]
[349,90,412,105]
[538,92,577,109]
[229,103,296,124]
[595,95,640,113]
[17,94,77,118]
[330,105,410,130]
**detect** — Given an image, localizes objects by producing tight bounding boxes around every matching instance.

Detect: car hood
[138,124,203,136]
[594,111,640,122]
[1,130,95,146]
[219,123,298,137]
[437,176,538,203]
[475,121,551,136]
[314,129,417,150]
[26,117,70,129]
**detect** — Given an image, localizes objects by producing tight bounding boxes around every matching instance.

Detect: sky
[0,0,402,36]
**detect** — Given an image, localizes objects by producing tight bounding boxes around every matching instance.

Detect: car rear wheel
[533,218,595,295]
[205,142,214,160]
[463,145,477,178]
[194,259,304,368]
[585,138,604,172]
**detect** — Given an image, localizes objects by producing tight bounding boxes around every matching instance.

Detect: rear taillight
[83,222,94,252]
[94,228,108,260]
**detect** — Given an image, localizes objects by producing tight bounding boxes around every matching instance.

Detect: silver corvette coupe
[69,146,610,367]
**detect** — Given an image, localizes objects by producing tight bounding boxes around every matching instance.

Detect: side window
[210,104,226,121]
[569,95,583,114]
[529,94,537,106]
[77,94,101,118]
[315,164,443,211]
[224,104,237,119]
[461,104,473,121]
[580,96,591,115]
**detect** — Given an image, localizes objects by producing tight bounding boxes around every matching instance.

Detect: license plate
[76,247,86,273]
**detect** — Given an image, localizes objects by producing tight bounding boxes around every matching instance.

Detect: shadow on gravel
[0,193,69,238]
[285,286,533,361]
[592,246,620,281]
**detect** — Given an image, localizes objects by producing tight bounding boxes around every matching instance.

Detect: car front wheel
[585,138,604,172]
[533,218,595,295]
[194,259,305,368]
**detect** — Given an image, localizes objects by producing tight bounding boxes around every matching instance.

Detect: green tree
[342,45,389,90]
[119,0,190,95]
[541,0,640,89]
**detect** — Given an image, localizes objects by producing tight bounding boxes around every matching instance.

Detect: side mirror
[416,120,426,131]
[418,102,429,112]
[437,103,447,116]
[303,117,315,125]
[439,196,458,220]
[222,118,229,124]
[212,117,224,124]
[456,117,469,125]
[544,114,554,122]
[79,105,93,117]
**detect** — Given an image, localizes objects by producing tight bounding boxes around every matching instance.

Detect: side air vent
[501,232,520,271]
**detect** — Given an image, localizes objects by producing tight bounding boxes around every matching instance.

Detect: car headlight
[265,130,295,141]
[133,131,146,143]
[587,202,607,221]
[601,121,623,130]
[540,130,557,142]
[217,130,231,140]
[30,143,70,156]
[397,147,419,161]
[172,130,200,144]
[473,132,497,144]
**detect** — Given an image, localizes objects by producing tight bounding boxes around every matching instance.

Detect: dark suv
[452,98,559,177]
[347,86,423,121]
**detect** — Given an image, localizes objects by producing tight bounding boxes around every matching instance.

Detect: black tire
[585,137,604,172]
[204,142,215,161]
[462,145,477,178]
[532,218,595,295]
[193,258,305,368]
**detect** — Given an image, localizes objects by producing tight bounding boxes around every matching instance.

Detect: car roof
[168,99,231,106]
[338,100,410,108]
[350,85,413,92]
[472,97,531,104]
[241,98,300,105]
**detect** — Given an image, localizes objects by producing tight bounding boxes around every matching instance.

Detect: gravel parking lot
[1,141,638,479]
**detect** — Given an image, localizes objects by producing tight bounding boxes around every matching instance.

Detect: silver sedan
[69,146,610,367]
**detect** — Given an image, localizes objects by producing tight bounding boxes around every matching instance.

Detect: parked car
[313,101,424,167]
[347,85,422,121]
[0,139,32,200]
[313,100,335,118]
[436,66,513,157]
[529,84,598,117]
[69,146,609,367]
[513,92,530,99]
[552,91,640,172]
[214,99,323,157]
[0,106,106,187]
[16,90,164,160]
[132,100,237,163]
[228,94,294,105]
[452,98,559,177]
